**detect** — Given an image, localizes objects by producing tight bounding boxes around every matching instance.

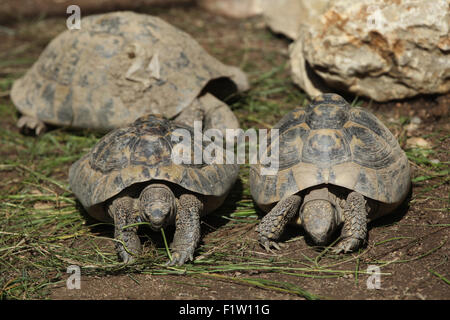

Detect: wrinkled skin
[107,183,203,266]
[302,199,338,246]
[139,184,176,231]
[257,187,368,253]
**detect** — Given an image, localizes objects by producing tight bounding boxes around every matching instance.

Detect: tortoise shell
[11,11,248,130]
[250,93,410,207]
[69,114,239,221]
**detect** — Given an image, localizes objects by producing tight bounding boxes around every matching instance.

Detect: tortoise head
[300,199,339,246]
[139,183,176,231]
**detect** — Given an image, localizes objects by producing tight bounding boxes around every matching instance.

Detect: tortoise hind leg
[107,195,141,263]
[333,191,367,254]
[166,193,203,266]
[257,194,302,252]
[17,115,47,136]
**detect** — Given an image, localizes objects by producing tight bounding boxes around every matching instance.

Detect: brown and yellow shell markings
[251,93,410,207]
[69,115,239,221]
[11,11,248,131]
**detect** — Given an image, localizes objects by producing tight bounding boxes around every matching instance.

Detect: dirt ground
[0,4,448,300]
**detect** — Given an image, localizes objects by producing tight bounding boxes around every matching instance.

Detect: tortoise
[11,11,248,135]
[69,114,239,265]
[250,93,411,253]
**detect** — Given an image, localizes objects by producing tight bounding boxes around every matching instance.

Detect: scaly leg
[107,195,141,263]
[166,193,203,266]
[333,191,367,254]
[257,194,302,252]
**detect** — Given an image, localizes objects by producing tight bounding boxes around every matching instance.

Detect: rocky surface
[197,0,329,39]
[290,0,450,101]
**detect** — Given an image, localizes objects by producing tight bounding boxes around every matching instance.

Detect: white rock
[197,0,330,39]
[410,116,422,125]
[262,0,330,40]
[406,137,432,149]
[405,122,419,134]
[197,0,267,19]
[290,0,450,101]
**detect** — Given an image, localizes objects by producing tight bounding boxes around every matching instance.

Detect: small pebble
[406,137,431,148]
[405,123,419,134]
[416,293,426,300]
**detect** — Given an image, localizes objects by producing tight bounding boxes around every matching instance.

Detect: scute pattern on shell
[69,115,239,220]
[251,94,410,206]
[11,11,247,130]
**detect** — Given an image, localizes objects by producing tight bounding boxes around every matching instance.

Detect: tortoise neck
[301,186,344,223]
[303,187,329,203]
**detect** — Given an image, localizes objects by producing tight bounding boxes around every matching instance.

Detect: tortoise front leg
[333,191,367,254]
[107,196,141,263]
[257,194,302,252]
[166,193,203,266]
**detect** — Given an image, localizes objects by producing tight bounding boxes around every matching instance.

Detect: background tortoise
[11,11,248,134]
[250,93,411,253]
[69,114,239,265]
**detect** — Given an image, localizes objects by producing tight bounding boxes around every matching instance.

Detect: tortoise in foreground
[11,11,248,135]
[69,114,239,265]
[250,93,411,253]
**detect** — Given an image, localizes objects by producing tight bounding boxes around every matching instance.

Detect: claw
[17,116,46,136]
[332,237,362,254]
[331,246,345,255]
[260,236,285,253]
[165,250,193,266]
[120,252,136,264]
[114,233,141,264]
[117,245,137,264]
[116,244,139,264]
